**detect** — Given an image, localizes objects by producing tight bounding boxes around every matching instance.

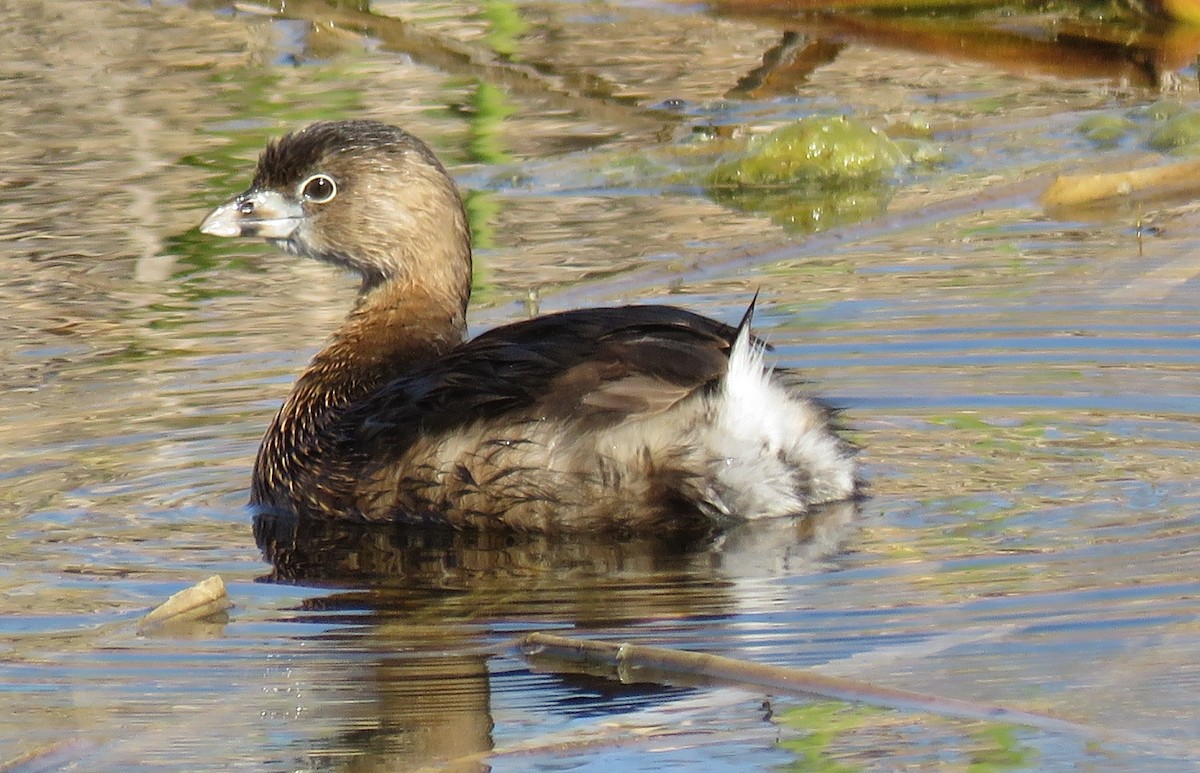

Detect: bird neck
[252,279,468,512]
[330,279,466,378]
[289,279,468,428]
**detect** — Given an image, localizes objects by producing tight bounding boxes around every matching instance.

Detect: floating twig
[138,575,231,632]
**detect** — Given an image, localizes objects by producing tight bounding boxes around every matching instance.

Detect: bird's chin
[267,236,302,255]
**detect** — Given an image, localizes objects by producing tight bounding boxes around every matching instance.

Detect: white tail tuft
[706,319,856,519]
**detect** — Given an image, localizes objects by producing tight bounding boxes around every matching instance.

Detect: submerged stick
[518,632,1142,744]
[138,575,231,632]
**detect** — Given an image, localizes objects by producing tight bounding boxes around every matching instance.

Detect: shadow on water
[247,502,859,769]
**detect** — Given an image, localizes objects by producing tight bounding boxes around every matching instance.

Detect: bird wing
[349,304,744,452]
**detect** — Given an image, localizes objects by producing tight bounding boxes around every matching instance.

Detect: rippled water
[2,1,1199,770]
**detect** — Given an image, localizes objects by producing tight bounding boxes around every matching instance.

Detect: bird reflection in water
[250,501,858,770]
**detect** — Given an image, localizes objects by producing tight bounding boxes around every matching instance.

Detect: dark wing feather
[348,305,742,454]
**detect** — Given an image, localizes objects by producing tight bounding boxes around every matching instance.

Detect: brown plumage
[201,120,858,532]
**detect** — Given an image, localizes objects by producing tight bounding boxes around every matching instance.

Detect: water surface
[1,1,1199,770]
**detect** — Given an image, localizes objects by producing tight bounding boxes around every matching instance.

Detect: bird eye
[299,174,337,203]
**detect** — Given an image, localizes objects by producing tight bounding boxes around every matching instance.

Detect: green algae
[706,116,907,191]
[698,116,912,232]
[1147,112,1200,153]
[1077,114,1135,146]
